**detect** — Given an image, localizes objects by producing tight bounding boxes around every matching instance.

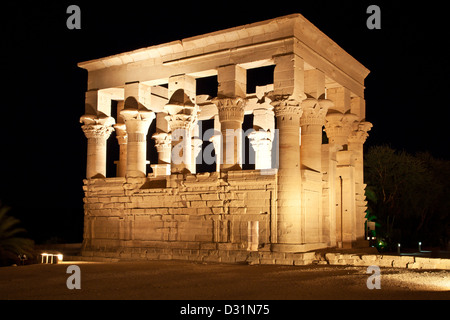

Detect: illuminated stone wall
[82,171,275,261]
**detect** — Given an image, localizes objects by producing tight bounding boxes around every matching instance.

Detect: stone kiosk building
[79,14,373,263]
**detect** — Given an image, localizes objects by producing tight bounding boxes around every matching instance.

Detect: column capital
[300,98,333,126]
[81,124,114,140]
[152,132,172,152]
[324,111,359,145]
[113,123,127,144]
[212,96,246,123]
[80,112,115,140]
[248,130,273,149]
[80,113,115,126]
[268,94,303,121]
[164,94,198,131]
[348,121,373,144]
[120,108,155,136]
[80,114,115,179]
[151,132,171,168]
[165,113,197,130]
[119,108,155,122]
[248,130,273,171]
[164,93,197,173]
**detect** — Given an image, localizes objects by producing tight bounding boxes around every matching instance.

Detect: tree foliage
[0,204,34,266]
[364,146,450,248]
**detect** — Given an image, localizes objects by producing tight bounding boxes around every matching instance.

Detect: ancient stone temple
[78,14,373,262]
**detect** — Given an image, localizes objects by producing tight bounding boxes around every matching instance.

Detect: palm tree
[0,204,34,266]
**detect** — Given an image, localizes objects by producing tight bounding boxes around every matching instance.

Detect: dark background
[0,1,448,244]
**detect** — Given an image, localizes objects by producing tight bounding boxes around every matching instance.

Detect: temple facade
[78,14,373,262]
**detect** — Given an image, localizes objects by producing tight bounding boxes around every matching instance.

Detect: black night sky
[0,1,448,244]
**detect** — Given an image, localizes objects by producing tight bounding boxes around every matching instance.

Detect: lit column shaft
[348,121,373,243]
[250,108,275,170]
[214,97,245,171]
[272,96,303,246]
[325,110,359,248]
[120,109,155,177]
[300,98,330,172]
[249,130,273,170]
[114,124,127,177]
[168,116,194,173]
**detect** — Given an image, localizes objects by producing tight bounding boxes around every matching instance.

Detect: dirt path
[0,260,449,301]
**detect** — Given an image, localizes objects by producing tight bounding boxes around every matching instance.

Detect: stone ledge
[322,253,450,270]
[76,247,450,270]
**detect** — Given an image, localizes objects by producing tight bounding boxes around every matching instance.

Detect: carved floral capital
[212,97,246,123]
[348,121,373,144]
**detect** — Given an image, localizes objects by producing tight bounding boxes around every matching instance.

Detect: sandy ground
[0,260,449,302]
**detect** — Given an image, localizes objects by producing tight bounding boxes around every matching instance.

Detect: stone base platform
[74,245,450,270]
[80,245,321,266]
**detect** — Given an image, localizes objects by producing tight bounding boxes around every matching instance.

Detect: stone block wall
[82,170,276,260]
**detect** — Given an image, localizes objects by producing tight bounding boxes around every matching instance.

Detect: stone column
[114,101,128,177]
[213,64,247,172]
[324,111,359,148]
[189,119,203,174]
[270,96,303,251]
[321,142,338,247]
[249,130,273,170]
[300,98,331,172]
[213,97,246,171]
[249,108,275,171]
[113,123,128,177]
[151,112,171,177]
[151,132,171,176]
[268,53,306,252]
[210,115,222,172]
[209,135,221,173]
[164,75,198,174]
[80,114,115,179]
[168,115,196,174]
[299,98,332,245]
[325,111,359,248]
[191,135,203,174]
[348,121,373,245]
[164,105,197,174]
[120,109,155,177]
